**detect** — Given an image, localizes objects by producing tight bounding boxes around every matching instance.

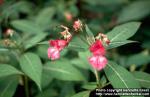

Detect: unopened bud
[5,29,14,37]
[64,12,73,22]
[73,19,83,31]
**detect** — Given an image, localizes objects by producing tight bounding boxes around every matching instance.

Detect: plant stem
[94,69,102,88]
[24,76,30,97]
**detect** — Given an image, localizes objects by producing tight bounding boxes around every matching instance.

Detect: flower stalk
[94,69,102,88]
[24,76,30,97]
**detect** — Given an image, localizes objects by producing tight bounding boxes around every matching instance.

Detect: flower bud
[73,19,83,31]
[64,12,73,22]
[5,29,14,37]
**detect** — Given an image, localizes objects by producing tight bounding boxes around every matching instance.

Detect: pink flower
[64,12,73,21]
[49,40,68,51]
[88,55,107,71]
[5,29,14,37]
[47,47,60,60]
[89,40,105,56]
[73,20,82,31]
[48,39,68,60]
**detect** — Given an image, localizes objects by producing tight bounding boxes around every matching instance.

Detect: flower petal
[47,47,60,60]
[89,40,105,55]
[88,55,107,71]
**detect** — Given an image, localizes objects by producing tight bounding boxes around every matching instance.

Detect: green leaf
[78,51,93,70]
[126,53,150,67]
[0,48,9,52]
[1,1,32,21]
[67,36,89,51]
[11,20,43,34]
[71,58,89,69]
[132,71,150,88]
[83,0,128,6]
[71,51,93,71]
[37,41,49,45]
[43,59,86,81]
[0,76,19,97]
[17,1,32,14]
[24,33,48,49]
[35,89,58,97]
[36,45,49,59]
[118,0,150,23]
[59,83,75,97]
[35,7,55,30]
[107,22,141,42]
[82,82,97,90]
[85,25,95,44]
[0,64,22,78]
[41,70,53,89]
[71,91,90,97]
[104,61,143,97]
[85,25,94,38]
[19,52,42,90]
[107,40,136,49]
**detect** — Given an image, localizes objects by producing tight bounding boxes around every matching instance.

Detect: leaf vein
[24,55,39,82]
[107,63,135,97]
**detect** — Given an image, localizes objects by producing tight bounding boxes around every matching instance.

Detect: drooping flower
[49,40,68,51]
[89,40,105,56]
[88,55,107,71]
[88,39,108,71]
[47,47,60,60]
[48,39,68,60]
[73,19,83,31]
[47,25,72,60]
[60,25,72,42]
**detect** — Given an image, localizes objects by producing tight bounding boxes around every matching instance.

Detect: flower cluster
[88,40,108,71]
[47,20,110,71]
[47,20,82,60]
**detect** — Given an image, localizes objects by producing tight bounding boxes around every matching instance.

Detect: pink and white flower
[88,55,107,71]
[48,39,68,60]
[88,40,108,71]
[47,47,60,60]
[49,40,68,51]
